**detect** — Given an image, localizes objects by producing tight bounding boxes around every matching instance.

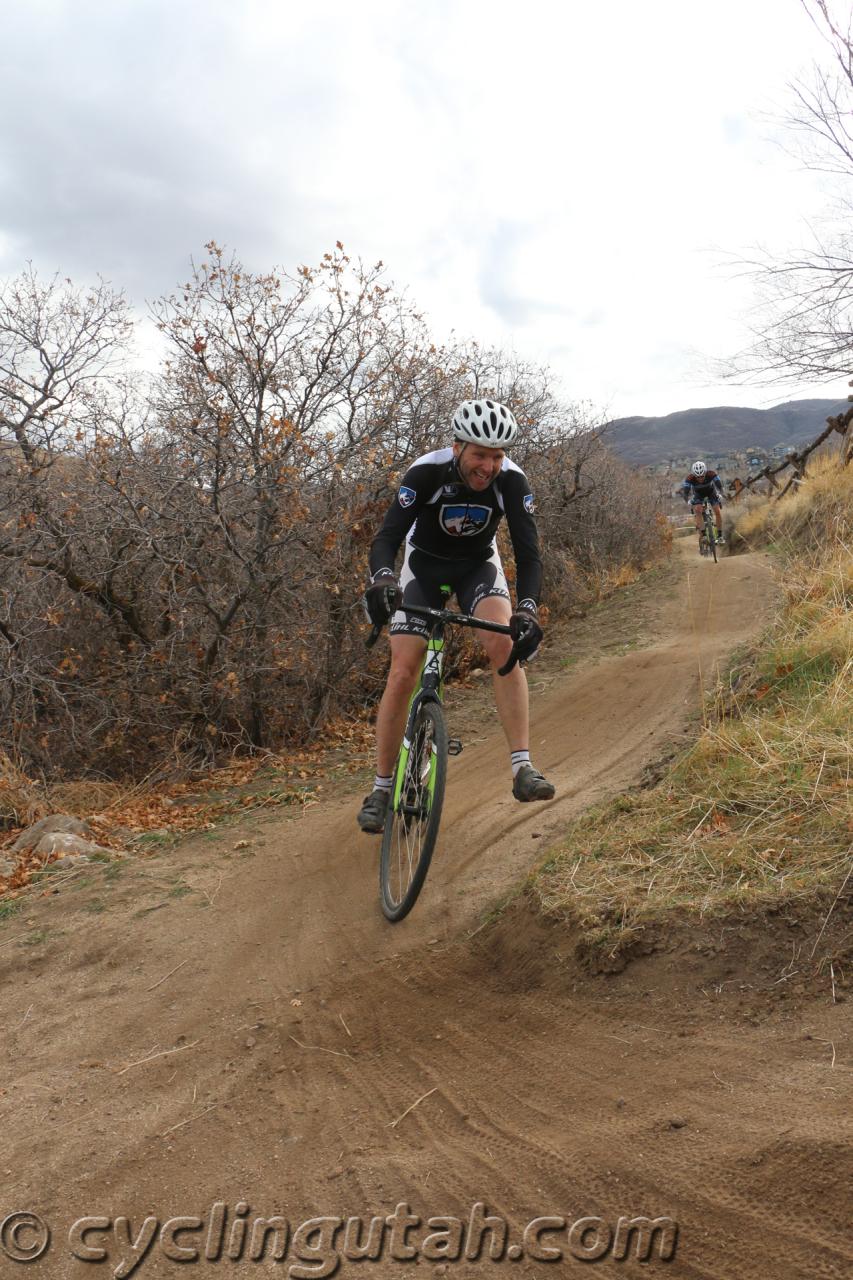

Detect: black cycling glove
[509,603,543,663]
[364,573,402,627]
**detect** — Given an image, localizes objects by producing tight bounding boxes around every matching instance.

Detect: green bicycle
[698,498,719,562]
[366,597,521,922]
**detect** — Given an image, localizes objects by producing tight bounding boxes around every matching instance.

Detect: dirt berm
[1,540,850,1279]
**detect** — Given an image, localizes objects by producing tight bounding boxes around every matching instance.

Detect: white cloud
[0,0,849,416]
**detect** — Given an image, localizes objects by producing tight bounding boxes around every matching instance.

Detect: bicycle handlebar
[365,603,522,676]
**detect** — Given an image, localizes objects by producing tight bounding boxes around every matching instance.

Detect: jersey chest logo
[439,503,491,537]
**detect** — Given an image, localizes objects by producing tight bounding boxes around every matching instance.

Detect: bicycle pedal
[447,738,463,756]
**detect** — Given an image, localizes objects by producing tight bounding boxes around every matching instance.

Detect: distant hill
[605,399,848,465]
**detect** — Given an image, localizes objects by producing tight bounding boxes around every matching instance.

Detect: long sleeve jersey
[680,470,724,502]
[368,447,543,606]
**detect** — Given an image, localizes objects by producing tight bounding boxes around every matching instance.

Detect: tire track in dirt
[3,543,850,1278]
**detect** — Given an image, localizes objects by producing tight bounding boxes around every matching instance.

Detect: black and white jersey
[368,447,543,606]
[680,470,724,502]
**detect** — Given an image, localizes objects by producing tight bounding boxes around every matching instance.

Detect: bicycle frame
[365,599,519,921]
[367,598,518,817]
[699,498,718,558]
[393,622,447,813]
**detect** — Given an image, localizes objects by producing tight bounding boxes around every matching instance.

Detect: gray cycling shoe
[512,764,556,802]
[357,789,390,833]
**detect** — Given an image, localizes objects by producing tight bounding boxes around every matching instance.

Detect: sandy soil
[1,540,850,1279]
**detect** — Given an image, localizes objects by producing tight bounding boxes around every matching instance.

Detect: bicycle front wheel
[380,700,448,922]
[706,515,718,562]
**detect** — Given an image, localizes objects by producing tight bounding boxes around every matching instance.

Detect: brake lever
[497,642,523,677]
[365,623,384,649]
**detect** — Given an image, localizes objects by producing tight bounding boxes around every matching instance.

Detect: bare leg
[472,596,530,751]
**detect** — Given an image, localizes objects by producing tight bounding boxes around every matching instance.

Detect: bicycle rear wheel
[380,700,448,922]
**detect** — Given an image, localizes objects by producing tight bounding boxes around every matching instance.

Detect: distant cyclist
[680,461,725,548]
[357,399,556,835]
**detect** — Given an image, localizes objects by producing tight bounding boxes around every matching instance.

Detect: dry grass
[732,447,853,549]
[534,456,853,955]
[602,562,643,592]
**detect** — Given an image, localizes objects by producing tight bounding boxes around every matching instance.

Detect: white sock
[374,775,393,793]
[510,751,530,779]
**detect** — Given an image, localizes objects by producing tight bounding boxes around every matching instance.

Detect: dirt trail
[1,542,850,1279]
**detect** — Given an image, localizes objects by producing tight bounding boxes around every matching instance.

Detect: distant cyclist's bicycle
[697,498,719,562]
[366,596,523,922]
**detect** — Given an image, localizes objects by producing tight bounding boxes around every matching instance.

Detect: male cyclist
[680,461,725,548]
[357,399,556,834]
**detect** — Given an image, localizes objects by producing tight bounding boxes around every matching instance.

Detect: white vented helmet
[452,399,519,447]
[691,460,707,478]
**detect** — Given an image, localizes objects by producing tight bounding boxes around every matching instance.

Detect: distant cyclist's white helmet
[452,399,519,447]
[691,460,707,478]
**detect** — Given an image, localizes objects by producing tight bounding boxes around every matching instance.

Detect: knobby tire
[380,700,448,922]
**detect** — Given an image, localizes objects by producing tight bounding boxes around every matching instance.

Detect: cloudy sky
[1,0,850,417]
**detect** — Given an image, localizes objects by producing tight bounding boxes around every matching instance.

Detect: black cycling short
[389,542,510,640]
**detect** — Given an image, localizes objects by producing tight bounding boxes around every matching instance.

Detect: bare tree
[726,1,853,382]
[0,269,148,769]
[0,248,667,782]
